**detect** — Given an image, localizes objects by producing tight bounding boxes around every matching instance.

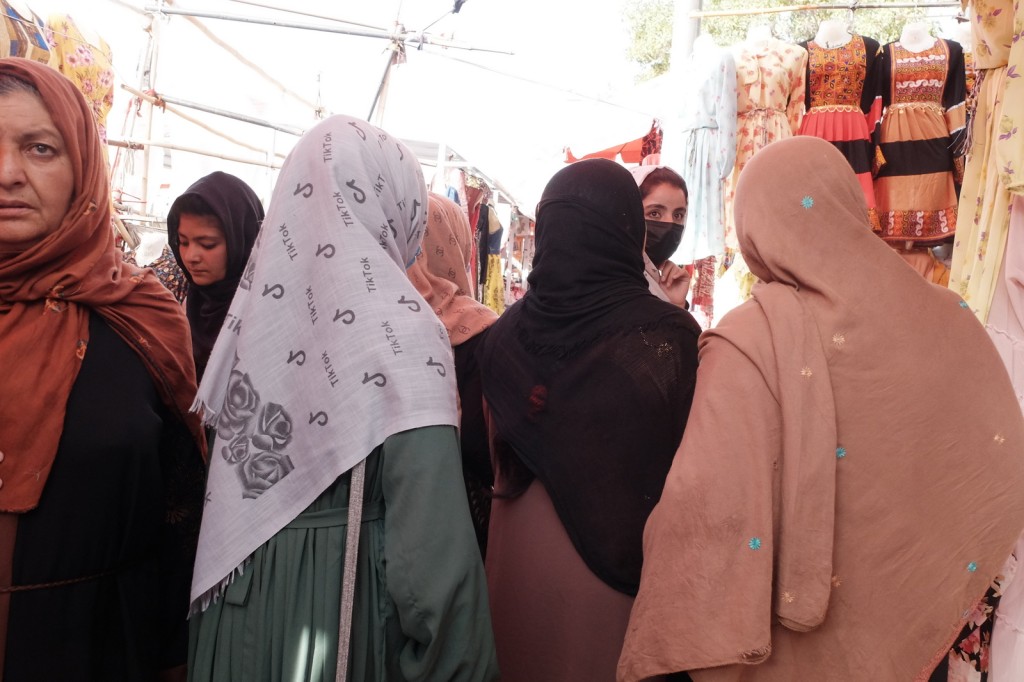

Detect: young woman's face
[642,182,688,225]
[0,90,74,251]
[177,213,228,285]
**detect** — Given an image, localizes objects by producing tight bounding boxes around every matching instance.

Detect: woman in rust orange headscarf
[0,58,205,680]
[407,192,498,554]
[618,136,1024,682]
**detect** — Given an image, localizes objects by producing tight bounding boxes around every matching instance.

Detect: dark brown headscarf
[0,58,204,514]
[166,171,264,379]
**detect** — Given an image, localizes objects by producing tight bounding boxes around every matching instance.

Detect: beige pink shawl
[407,192,496,346]
[618,136,1024,681]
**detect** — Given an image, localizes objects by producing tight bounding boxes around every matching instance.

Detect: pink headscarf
[407,193,497,346]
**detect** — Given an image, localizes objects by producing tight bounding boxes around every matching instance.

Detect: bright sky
[26,0,657,216]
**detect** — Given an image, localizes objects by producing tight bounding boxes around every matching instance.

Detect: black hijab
[167,172,264,380]
[478,159,701,594]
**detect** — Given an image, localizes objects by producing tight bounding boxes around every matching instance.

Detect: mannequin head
[948,20,973,52]
[693,33,718,53]
[746,23,773,43]
[815,18,852,47]
[900,20,936,52]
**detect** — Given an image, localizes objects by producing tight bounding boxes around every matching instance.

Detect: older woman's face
[0,90,74,250]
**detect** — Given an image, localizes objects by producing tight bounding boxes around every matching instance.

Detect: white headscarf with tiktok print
[189,115,458,611]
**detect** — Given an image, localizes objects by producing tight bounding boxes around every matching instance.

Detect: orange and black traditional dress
[798,35,883,230]
[875,38,967,244]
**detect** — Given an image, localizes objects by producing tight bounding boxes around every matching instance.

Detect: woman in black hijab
[167,172,264,380]
[478,158,701,682]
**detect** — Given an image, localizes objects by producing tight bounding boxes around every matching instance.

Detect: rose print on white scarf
[216,369,296,498]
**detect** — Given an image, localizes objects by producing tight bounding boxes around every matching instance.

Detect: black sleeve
[943,39,967,113]
[861,36,883,115]
[878,42,893,111]
[156,414,206,669]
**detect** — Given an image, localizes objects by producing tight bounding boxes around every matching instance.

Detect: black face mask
[644,220,684,266]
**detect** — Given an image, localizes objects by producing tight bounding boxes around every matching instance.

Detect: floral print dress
[661,43,737,265]
[46,14,115,151]
[949,0,1024,323]
[723,38,807,250]
[721,38,806,301]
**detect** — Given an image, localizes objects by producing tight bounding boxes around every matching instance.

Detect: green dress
[188,426,499,681]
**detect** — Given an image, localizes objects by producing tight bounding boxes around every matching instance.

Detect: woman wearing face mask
[630,166,692,309]
[479,158,701,682]
[167,172,264,381]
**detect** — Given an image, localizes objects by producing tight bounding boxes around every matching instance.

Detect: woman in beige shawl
[618,136,1024,682]
[406,192,498,554]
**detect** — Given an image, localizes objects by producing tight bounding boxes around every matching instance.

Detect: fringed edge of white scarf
[188,556,252,618]
[190,396,221,428]
[187,393,234,619]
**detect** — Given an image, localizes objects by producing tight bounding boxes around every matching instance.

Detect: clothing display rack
[691,1,961,18]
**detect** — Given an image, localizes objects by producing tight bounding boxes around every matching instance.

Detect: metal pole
[140,11,161,215]
[109,138,284,169]
[145,6,514,54]
[368,48,399,124]
[690,1,959,17]
[125,85,288,157]
[121,85,305,135]
[224,0,390,31]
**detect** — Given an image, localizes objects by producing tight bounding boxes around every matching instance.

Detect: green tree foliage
[626,0,674,81]
[625,0,945,82]
[703,1,928,46]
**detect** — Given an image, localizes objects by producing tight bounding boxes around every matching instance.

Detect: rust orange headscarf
[0,58,204,513]
[407,192,497,346]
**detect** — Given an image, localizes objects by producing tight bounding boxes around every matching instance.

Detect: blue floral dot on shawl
[801,196,815,209]
[968,562,978,573]
[959,300,970,309]
[836,447,847,459]
[748,537,762,550]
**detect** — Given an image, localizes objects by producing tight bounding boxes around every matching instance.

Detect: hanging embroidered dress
[0,1,51,63]
[723,38,807,251]
[46,15,115,149]
[798,36,883,230]
[661,44,737,265]
[875,38,967,244]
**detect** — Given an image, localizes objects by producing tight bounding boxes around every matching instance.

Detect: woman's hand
[659,261,692,309]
